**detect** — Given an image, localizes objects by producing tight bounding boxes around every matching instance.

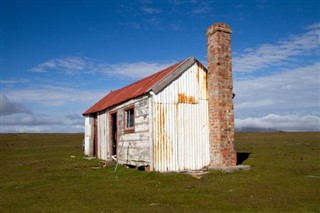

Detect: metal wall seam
[149,93,154,171]
[97,114,102,159]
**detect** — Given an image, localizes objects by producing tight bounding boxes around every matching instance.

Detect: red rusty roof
[83,58,192,115]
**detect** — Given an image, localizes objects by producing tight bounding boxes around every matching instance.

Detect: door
[110,112,117,159]
[93,116,98,156]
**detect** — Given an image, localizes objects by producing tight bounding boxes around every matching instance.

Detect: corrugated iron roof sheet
[83,57,200,115]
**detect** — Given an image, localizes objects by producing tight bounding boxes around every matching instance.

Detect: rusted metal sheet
[152,63,210,171]
[82,61,183,115]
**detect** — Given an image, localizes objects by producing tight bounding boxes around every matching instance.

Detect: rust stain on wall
[196,67,200,83]
[196,64,208,101]
[154,103,173,171]
[178,93,196,104]
[204,71,208,99]
[197,66,201,99]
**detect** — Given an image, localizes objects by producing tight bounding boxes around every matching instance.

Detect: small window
[126,108,134,128]
[124,106,135,133]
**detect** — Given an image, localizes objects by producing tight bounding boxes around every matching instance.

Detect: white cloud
[6,21,320,133]
[0,78,29,84]
[5,86,106,107]
[143,16,162,29]
[236,99,274,109]
[234,62,320,131]
[2,58,178,133]
[0,114,84,133]
[307,22,320,30]
[1,89,89,133]
[99,61,177,79]
[234,62,320,118]
[233,22,320,73]
[192,5,212,15]
[0,94,32,116]
[0,111,85,133]
[170,23,182,31]
[0,87,94,132]
[235,114,320,132]
[256,0,269,9]
[66,113,83,121]
[30,57,177,80]
[29,56,90,74]
[141,6,161,14]
[1,114,62,126]
[115,1,164,30]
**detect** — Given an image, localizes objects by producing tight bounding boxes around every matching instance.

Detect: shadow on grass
[237,152,251,165]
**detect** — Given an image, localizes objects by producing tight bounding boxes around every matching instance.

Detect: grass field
[0,132,319,212]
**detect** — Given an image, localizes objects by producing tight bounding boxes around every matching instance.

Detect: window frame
[124,105,135,133]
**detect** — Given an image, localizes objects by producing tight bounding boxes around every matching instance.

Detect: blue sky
[1,0,319,132]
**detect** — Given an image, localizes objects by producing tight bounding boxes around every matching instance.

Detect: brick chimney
[207,23,237,168]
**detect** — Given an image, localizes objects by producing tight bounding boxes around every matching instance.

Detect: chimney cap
[206,23,231,36]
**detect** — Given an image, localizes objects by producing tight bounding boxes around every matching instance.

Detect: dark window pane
[126,108,134,128]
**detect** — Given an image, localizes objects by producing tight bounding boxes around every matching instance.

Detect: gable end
[150,57,197,94]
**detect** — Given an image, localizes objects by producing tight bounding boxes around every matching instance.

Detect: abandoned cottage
[83,23,237,172]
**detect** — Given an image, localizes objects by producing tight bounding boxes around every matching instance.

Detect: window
[126,108,134,128]
[124,106,135,133]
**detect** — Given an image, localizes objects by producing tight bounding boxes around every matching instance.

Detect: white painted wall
[97,112,109,160]
[84,116,94,156]
[89,95,151,167]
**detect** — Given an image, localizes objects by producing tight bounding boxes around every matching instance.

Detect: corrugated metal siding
[152,63,210,171]
[83,61,184,115]
[84,116,94,156]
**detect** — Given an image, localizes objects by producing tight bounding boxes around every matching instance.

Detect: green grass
[1,132,319,212]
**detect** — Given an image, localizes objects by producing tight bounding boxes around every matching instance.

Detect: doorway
[93,116,98,156]
[110,112,117,160]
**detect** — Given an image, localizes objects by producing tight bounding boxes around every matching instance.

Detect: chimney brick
[207,23,237,167]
